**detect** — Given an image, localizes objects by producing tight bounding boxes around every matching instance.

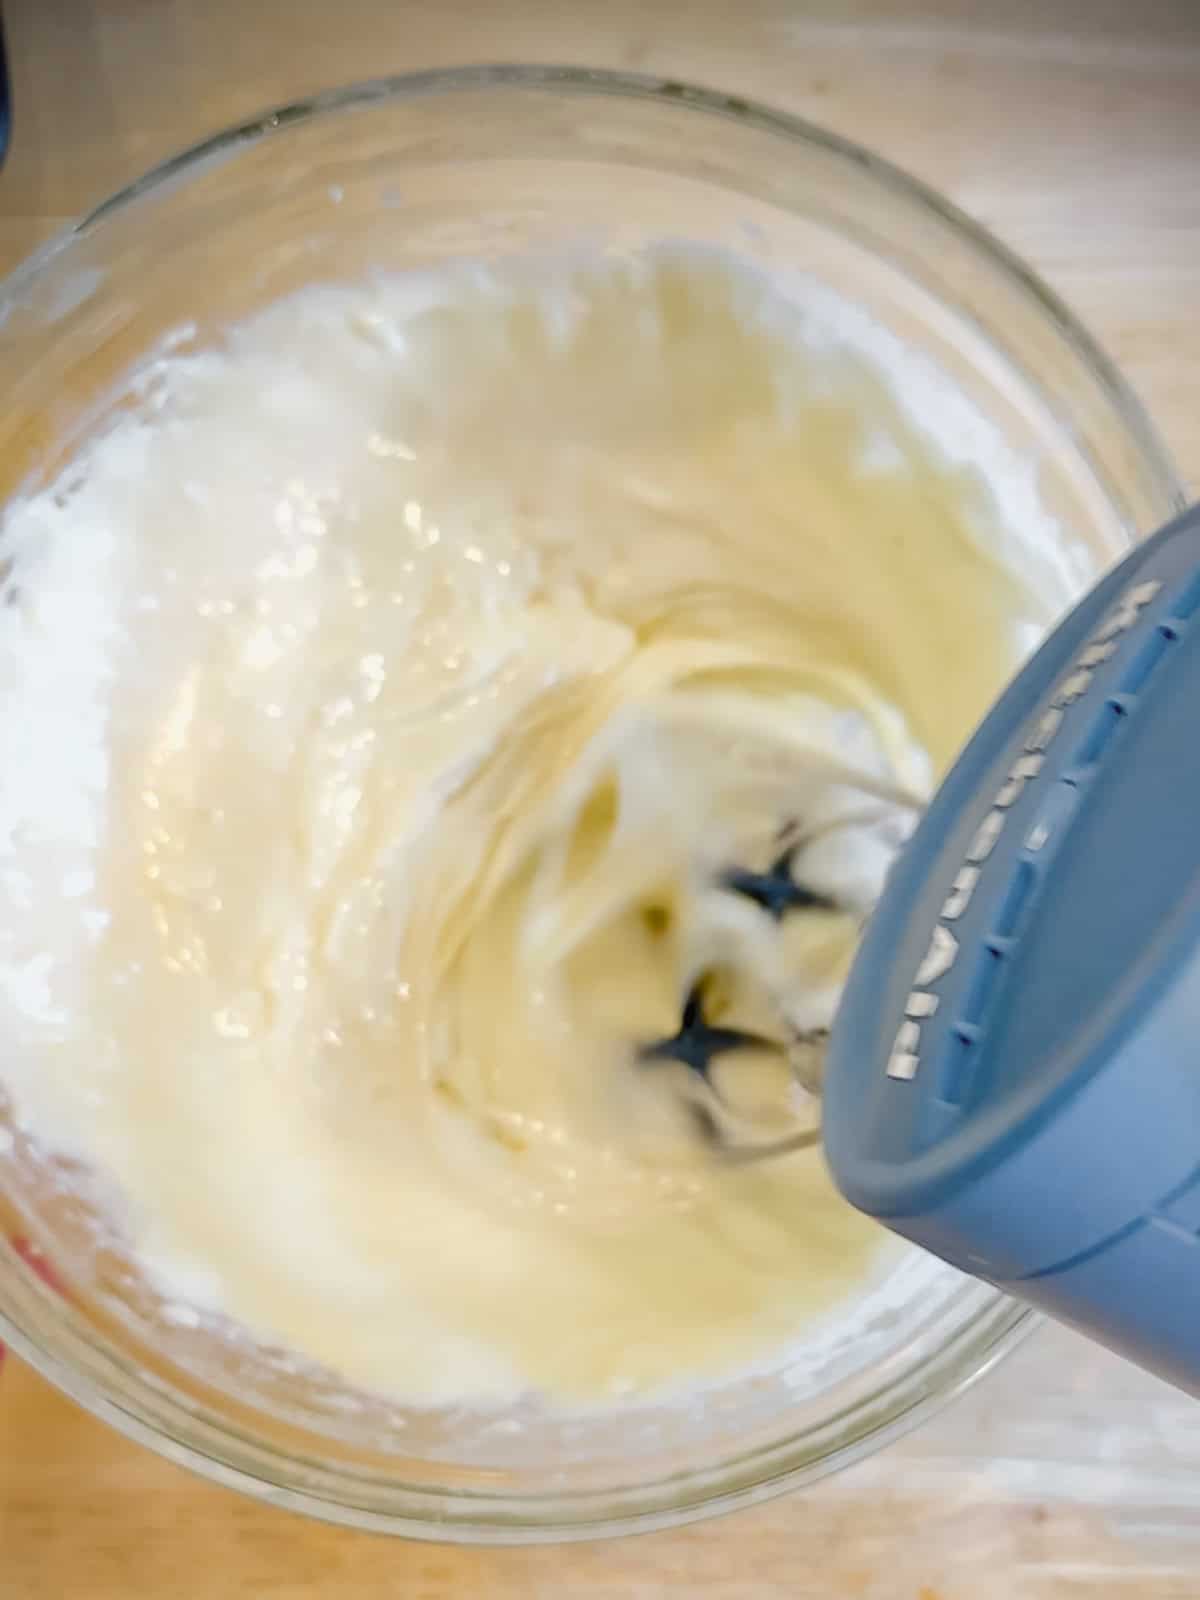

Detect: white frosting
[0,250,1073,1405]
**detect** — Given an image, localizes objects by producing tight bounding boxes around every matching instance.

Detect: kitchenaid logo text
[886,575,1163,1081]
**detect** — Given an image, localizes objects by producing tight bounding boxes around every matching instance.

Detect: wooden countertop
[1,3,1199,1596]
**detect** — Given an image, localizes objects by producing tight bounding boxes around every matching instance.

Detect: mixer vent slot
[1171,568,1200,622]
[993,860,1036,938]
[937,1026,978,1107]
[1073,699,1126,771]
[1117,624,1174,698]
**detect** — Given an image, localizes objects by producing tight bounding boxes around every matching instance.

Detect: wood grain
[1,1,1199,1594]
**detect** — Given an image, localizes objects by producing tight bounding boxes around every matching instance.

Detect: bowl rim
[0,62,1184,518]
[0,1284,1036,1543]
[0,62,1185,1543]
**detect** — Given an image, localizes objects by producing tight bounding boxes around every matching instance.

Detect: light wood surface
[2,2,1200,1595]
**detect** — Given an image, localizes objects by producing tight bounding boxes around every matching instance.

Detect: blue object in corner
[825,502,1200,1395]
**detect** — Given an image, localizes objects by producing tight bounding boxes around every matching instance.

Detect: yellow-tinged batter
[0,250,1080,1404]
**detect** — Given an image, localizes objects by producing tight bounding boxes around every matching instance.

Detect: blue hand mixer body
[825,502,1200,1395]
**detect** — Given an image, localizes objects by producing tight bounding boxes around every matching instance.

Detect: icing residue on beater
[0,249,1073,1405]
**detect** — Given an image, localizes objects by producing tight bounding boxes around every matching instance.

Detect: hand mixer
[646,500,1200,1397]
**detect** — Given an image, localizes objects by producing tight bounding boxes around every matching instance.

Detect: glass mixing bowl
[0,65,1183,1542]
